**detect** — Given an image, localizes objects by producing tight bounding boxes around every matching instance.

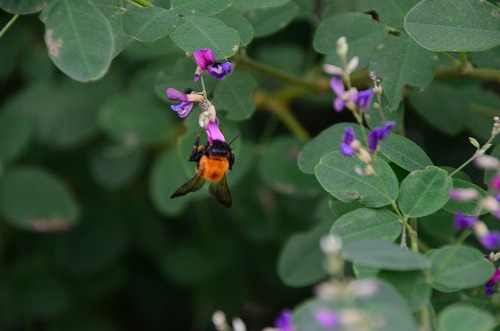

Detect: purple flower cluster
[193,48,232,81]
[330,76,374,112]
[339,122,395,158]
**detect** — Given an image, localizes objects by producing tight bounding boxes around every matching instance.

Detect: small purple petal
[485,269,500,295]
[207,61,232,79]
[348,88,359,104]
[480,231,500,250]
[367,121,396,152]
[454,213,478,231]
[343,127,355,144]
[275,309,293,331]
[340,144,357,157]
[205,120,225,144]
[330,76,345,97]
[171,101,193,118]
[333,98,345,112]
[166,88,188,101]
[315,308,340,328]
[379,121,396,140]
[193,48,214,70]
[357,89,374,110]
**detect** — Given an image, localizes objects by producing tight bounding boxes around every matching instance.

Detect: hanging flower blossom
[449,188,479,201]
[330,76,358,112]
[453,213,478,231]
[274,309,294,331]
[480,231,500,250]
[491,174,500,190]
[205,120,225,145]
[193,48,232,81]
[356,89,374,110]
[367,121,396,152]
[340,127,358,157]
[166,88,204,118]
[485,269,500,295]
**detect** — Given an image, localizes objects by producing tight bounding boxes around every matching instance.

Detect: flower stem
[0,14,19,39]
[128,0,153,7]
[449,134,496,177]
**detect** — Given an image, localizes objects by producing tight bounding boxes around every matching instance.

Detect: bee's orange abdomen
[198,155,229,182]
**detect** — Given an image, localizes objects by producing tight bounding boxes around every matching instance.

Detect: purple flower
[454,213,478,231]
[330,76,358,112]
[315,308,340,328]
[480,231,500,250]
[205,120,225,145]
[367,121,396,152]
[275,309,294,331]
[340,127,357,157]
[193,48,232,80]
[357,89,374,110]
[166,88,201,118]
[485,269,500,295]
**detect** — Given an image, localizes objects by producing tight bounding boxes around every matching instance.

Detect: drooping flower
[480,231,500,250]
[166,88,204,118]
[274,309,294,331]
[367,121,396,152]
[453,213,478,231]
[340,127,357,157]
[356,89,374,110]
[330,76,358,112]
[485,269,500,295]
[205,120,225,145]
[315,308,340,329]
[449,188,479,201]
[193,48,232,81]
[491,174,500,190]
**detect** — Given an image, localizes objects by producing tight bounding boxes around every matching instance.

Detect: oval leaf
[398,166,452,218]
[233,0,289,11]
[379,133,433,171]
[331,208,401,246]
[244,1,298,38]
[213,71,257,121]
[42,0,113,81]
[216,8,254,46]
[343,239,430,271]
[0,0,54,14]
[170,15,240,59]
[378,270,431,312]
[439,304,496,331]
[0,110,32,162]
[315,151,399,208]
[405,0,500,52]
[171,0,234,16]
[0,166,79,232]
[123,7,179,42]
[428,245,494,291]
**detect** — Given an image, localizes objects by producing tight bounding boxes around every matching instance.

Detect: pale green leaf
[439,304,496,331]
[171,0,233,16]
[216,8,254,46]
[123,7,179,42]
[379,133,433,171]
[233,0,289,11]
[0,0,54,13]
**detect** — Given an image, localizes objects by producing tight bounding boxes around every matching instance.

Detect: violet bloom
[205,120,226,145]
[340,127,357,157]
[193,48,232,81]
[357,89,374,110]
[367,121,396,152]
[315,308,340,328]
[274,309,294,331]
[166,88,203,118]
[454,213,478,231]
[480,231,500,250]
[491,174,500,191]
[485,269,500,295]
[330,76,358,112]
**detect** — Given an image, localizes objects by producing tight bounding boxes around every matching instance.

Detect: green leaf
[331,208,401,246]
[378,270,431,312]
[0,110,32,163]
[443,179,488,216]
[353,0,420,29]
[171,0,234,16]
[365,100,405,130]
[299,123,362,174]
[379,133,433,171]
[294,280,418,331]
[216,8,254,46]
[0,166,79,232]
[170,15,240,59]
[233,0,289,11]
[343,239,430,271]
[89,144,145,191]
[314,13,389,68]
[258,136,321,197]
[123,7,179,42]
[0,0,54,14]
[98,94,175,146]
[398,166,452,218]
[213,71,257,121]
[244,1,298,38]
[428,245,495,291]
[278,219,331,287]
[315,151,399,208]
[405,0,500,52]
[42,0,114,81]
[439,304,496,331]
[370,33,437,110]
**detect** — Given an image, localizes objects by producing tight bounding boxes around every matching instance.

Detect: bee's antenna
[228,135,240,146]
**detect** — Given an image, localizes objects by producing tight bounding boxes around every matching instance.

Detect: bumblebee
[170,133,235,207]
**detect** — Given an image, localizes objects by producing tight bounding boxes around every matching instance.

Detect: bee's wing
[208,175,232,208]
[170,172,205,199]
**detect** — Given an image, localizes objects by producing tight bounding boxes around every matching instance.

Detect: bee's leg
[189,132,204,162]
